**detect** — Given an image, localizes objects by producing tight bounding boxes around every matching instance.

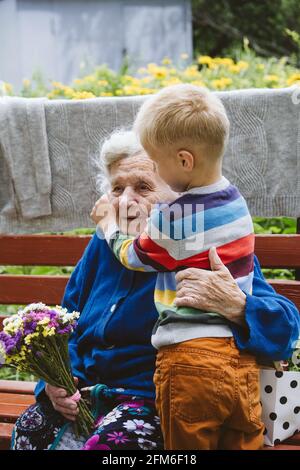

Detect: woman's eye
[139,184,151,191]
[112,186,123,194]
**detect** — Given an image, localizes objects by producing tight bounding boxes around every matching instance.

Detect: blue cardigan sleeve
[232,255,300,361]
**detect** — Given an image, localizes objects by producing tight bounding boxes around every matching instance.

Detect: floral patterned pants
[11,385,164,451]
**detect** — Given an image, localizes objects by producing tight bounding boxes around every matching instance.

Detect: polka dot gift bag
[260,345,300,446]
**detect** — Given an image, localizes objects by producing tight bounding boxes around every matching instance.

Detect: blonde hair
[98,129,144,192]
[133,84,230,158]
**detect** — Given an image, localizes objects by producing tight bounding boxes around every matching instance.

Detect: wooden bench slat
[0,234,299,268]
[0,277,298,310]
[255,234,300,268]
[0,393,35,406]
[0,423,14,450]
[0,380,36,395]
[0,275,69,305]
[284,432,300,445]
[0,403,31,422]
[269,280,300,311]
[0,235,91,266]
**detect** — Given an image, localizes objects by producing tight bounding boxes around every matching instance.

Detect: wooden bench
[0,232,300,450]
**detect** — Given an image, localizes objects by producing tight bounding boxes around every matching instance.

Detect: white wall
[0,0,192,90]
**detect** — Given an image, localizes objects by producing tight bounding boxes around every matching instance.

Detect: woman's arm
[232,256,300,360]
[175,249,300,361]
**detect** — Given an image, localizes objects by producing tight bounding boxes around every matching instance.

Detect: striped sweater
[106,176,255,349]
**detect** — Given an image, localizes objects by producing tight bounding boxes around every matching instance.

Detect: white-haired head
[98,129,144,192]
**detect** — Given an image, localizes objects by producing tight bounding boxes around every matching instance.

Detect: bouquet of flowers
[0,303,94,437]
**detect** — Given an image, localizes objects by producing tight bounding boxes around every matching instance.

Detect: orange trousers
[153,337,265,450]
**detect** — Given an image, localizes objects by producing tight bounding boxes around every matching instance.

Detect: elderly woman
[12,131,300,450]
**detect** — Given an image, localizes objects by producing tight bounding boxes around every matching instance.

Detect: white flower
[59,308,80,324]
[123,419,155,436]
[100,409,123,427]
[16,436,36,450]
[0,342,6,365]
[154,415,160,425]
[3,315,23,334]
[138,438,157,450]
[19,303,48,315]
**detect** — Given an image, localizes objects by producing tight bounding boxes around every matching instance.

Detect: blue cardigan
[35,234,300,400]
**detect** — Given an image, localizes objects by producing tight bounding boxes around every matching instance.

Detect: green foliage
[192,0,300,64]
[253,217,296,234]
[0,366,36,381]
[3,46,300,98]
[253,217,296,280]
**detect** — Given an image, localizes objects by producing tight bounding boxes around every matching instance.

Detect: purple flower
[56,325,72,335]
[0,331,22,354]
[82,434,111,451]
[23,321,37,335]
[107,431,130,445]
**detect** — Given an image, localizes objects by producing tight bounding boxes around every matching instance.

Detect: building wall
[0,0,192,90]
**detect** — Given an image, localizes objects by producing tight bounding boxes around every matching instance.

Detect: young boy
[95,84,264,450]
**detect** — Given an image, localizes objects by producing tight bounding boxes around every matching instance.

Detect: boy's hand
[90,194,117,232]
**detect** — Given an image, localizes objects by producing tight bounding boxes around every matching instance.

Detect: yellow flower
[97,80,108,86]
[47,89,65,99]
[73,78,83,85]
[156,71,167,79]
[24,332,39,345]
[211,77,232,90]
[198,55,213,66]
[82,74,97,83]
[115,89,124,96]
[63,87,76,99]
[169,68,178,76]
[183,65,200,78]
[100,92,113,97]
[213,57,234,66]
[42,327,56,337]
[147,63,159,73]
[264,74,279,83]
[236,60,249,70]
[146,65,168,80]
[287,73,300,86]
[3,82,13,94]
[162,57,172,65]
[140,77,153,84]
[228,64,242,73]
[22,79,31,88]
[72,91,96,99]
[138,88,155,95]
[51,81,64,88]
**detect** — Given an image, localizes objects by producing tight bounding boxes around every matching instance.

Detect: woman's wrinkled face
[108,152,176,236]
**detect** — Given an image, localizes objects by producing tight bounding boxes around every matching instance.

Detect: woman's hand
[174,247,247,327]
[90,194,116,231]
[45,378,79,421]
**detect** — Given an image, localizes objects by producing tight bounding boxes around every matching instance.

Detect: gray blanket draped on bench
[0,88,299,234]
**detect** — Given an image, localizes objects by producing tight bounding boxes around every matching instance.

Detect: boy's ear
[177,150,194,172]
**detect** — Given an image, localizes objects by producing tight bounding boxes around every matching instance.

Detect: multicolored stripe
[108,178,254,324]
